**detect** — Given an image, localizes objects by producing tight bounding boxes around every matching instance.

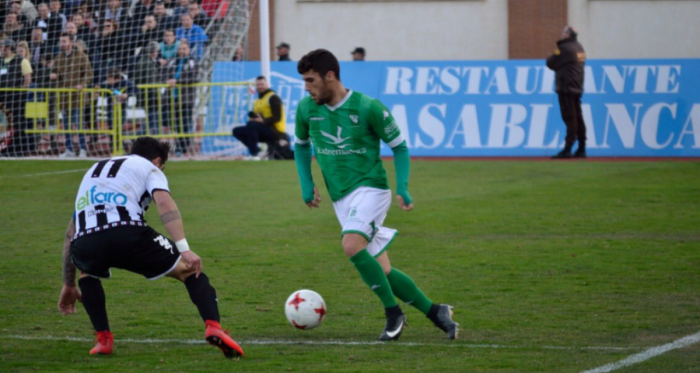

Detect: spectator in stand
[9,2,30,29]
[134,41,161,133]
[103,0,126,25]
[137,14,160,48]
[103,67,137,132]
[0,39,32,155]
[187,2,208,28]
[17,0,39,23]
[49,0,68,30]
[77,1,97,30]
[15,41,33,87]
[15,40,36,153]
[201,0,227,20]
[153,1,176,31]
[96,19,128,78]
[161,40,198,156]
[3,13,28,43]
[28,27,46,68]
[351,47,365,61]
[33,3,62,45]
[172,0,189,18]
[232,43,243,61]
[131,0,156,28]
[33,49,53,87]
[71,13,95,50]
[51,33,93,158]
[175,13,206,60]
[276,42,290,61]
[159,28,178,62]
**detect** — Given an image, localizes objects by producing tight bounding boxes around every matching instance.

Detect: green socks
[350,249,398,308]
[386,268,433,315]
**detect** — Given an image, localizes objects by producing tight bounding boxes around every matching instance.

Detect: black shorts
[70,226,181,280]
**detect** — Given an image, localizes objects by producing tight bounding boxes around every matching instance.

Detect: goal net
[0,0,256,159]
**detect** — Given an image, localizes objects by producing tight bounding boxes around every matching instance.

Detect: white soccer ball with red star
[284,289,326,330]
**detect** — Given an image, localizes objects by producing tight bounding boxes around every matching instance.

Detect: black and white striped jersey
[73,155,170,233]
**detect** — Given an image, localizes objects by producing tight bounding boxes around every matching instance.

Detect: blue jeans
[63,108,86,152]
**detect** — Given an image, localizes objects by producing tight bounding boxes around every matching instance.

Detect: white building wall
[274,0,508,61]
[568,0,700,58]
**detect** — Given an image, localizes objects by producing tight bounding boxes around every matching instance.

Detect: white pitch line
[0,168,85,179]
[0,334,636,351]
[579,330,700,373]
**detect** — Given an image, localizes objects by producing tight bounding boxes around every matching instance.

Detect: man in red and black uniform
[547,26,587,159]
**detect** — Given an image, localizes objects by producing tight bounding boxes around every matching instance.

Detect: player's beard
[313,82,332,105]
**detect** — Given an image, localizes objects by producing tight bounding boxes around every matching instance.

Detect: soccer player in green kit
[294,49,458,341]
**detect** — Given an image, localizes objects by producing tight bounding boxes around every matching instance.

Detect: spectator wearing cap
[276,42,289,61]
[175,13,207,60]
[351,47,365,61]
[0,38,30,155]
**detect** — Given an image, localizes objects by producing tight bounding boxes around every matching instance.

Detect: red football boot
[204,320,244,358]
[90,330,114,355]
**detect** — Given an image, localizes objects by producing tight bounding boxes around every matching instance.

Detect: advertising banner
[206,59,700,157]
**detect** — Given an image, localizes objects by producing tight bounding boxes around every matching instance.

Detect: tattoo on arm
[62,219,77,286]
[160,210,182,225]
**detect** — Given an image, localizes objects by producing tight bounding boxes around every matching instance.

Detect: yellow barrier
[0,82,251,157]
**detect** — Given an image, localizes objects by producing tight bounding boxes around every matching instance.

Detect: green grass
[1,159,699,372]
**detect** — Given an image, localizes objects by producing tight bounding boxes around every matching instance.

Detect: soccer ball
[284,289,326,330]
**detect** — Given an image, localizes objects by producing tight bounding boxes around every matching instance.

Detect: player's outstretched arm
[58,218,82,315]
[391,141,414,211]
[153,191,202,277]
[294,142,320,208]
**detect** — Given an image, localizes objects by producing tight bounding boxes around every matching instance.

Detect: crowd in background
[0,0,232,156]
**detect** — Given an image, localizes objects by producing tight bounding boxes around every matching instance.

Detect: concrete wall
[569,0,700,58]
[274,0,508,61]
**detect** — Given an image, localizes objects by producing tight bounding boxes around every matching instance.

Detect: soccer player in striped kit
[294,50,459,341]
[57,137,244,358]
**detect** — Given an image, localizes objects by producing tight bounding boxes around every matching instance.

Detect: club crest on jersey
[76,186,128,210]
[349,114,359,124]
[320,127,351,149]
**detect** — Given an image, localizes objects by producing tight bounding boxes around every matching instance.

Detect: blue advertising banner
[207,59,700,157]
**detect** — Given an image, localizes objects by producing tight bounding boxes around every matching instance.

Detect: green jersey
[295,90,405,202]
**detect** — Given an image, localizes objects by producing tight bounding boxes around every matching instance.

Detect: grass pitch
[0,158,699,373]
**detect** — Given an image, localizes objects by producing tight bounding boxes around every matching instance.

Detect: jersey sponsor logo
[320,127,351,149]
[315,147,367,156]
[349,114,359,124]
[76,186,128,210]
[309,116,326,121]
[154,234,174,254]
[88,205,114,217]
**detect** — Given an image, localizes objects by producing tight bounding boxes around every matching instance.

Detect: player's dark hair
[256,75,266,81]
[131,137,170,164]
[297,49,340,81]
[567,26,578,39]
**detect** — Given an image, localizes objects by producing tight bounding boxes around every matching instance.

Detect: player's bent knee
[167,259,197,282]
[342,233,368,258]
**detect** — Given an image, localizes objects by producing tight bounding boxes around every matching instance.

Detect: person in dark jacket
[161,39,199,156]
[546,26,587,159]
